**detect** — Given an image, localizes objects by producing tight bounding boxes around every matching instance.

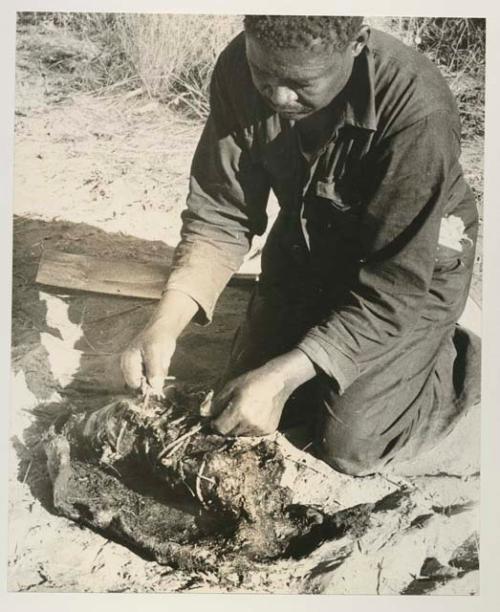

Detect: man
[121,16,481,475]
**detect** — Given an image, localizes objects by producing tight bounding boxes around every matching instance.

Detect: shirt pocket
[306,181,363,257]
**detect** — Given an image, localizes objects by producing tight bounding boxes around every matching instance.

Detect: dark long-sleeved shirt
[165,28,477,394]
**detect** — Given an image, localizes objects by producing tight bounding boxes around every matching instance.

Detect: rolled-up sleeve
[298,110,464,393]
[165,54,270,324]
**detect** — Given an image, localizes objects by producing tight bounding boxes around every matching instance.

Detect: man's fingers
[143,343,170,391]
[120,349,143,389]
[231,423,256,437]
[210,382,238,418]
[148,376,165,396]
[199,390,215,417]
[212,403,240,435]
[208,395,228,419]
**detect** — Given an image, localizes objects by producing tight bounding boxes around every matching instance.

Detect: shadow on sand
[10,214,253,518]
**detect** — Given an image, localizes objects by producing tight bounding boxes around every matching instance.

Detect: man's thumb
[204,388,234,419]
[199,390,215,417]
[120,348,143,389]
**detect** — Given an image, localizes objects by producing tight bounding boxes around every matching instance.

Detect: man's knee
[313,377,397,476]
[316,444,380,476]
[315,417,381,476]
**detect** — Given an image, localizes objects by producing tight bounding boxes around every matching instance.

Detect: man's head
[244,15,369,120]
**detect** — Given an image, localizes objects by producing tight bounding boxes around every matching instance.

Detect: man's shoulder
[216,30,248,76]
[212,31,265,130]
[369,28,458,130]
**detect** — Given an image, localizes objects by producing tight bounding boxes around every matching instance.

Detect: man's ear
[351,25,371,57]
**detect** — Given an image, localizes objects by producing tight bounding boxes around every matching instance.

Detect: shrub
[113,14,242,119]
[369,17,485,138]
[385,17,485,76]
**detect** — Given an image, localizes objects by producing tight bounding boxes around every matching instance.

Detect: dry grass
[16,13,135,95]
[385,17,485,76]
[369,17,485,139]
[17,12,242,120]
[113,14,241,119]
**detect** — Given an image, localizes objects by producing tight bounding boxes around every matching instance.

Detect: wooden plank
[36,249,257,299]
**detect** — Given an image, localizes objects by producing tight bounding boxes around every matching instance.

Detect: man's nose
[268,86,298,107]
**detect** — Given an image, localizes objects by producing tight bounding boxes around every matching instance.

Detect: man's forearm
[152,289,200,337]
[260,348,317,393]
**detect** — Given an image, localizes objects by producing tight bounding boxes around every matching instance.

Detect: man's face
[245,34,360,121]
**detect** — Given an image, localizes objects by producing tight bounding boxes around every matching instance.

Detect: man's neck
[295,101,343,159]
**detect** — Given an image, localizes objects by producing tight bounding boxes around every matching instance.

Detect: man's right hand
[120,289,199,394]
[120,320,177,393]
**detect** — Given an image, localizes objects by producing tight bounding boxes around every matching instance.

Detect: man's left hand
[208,349,317,436]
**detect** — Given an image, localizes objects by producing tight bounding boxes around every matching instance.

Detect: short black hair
[243,15,364,51]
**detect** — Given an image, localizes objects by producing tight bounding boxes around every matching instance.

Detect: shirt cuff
[164,241,239,325]
[297,330,359,395]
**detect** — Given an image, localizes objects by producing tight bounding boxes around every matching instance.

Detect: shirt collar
[342,44,377,132]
